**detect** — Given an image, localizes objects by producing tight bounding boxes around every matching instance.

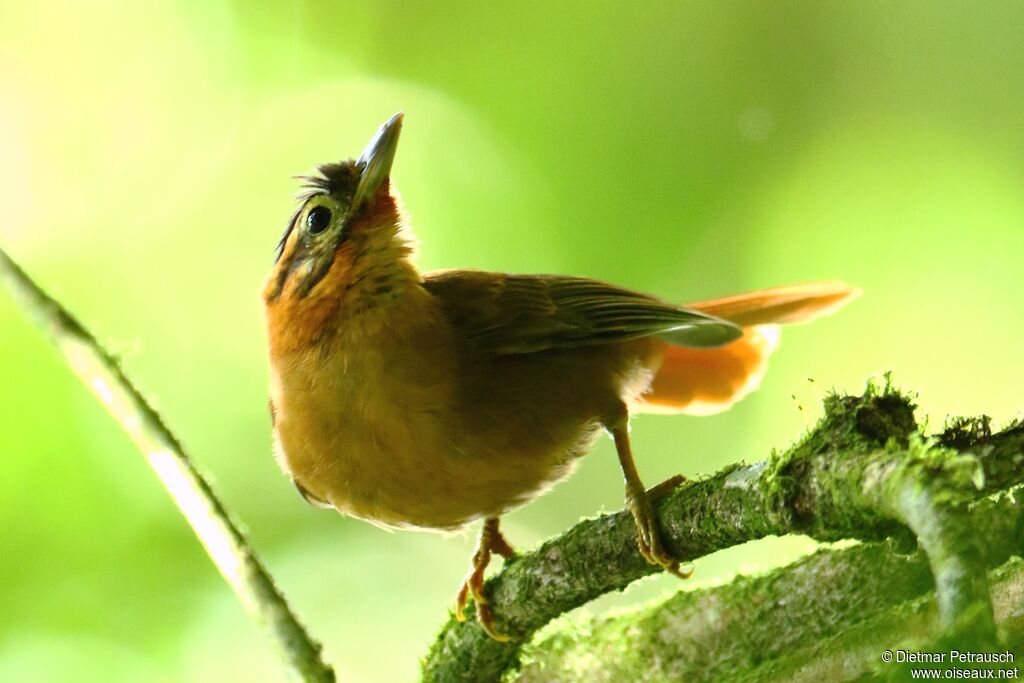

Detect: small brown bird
[263,113,858,639]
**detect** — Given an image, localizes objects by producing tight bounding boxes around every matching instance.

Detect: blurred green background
[2,2,1023,681]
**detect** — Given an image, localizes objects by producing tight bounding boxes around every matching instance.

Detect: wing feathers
[424,271,741,354]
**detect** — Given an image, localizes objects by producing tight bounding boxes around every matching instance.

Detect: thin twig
[0,247,336,683]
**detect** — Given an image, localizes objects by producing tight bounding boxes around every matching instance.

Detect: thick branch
[424,385,1013,681]
[0,247,335,683]
[514,484,1024,681]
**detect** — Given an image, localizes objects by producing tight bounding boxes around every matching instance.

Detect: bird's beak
[352,112,404,212]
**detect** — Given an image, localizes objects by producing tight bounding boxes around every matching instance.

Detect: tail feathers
[639,325,779,415]
[687,281,860,327]
[637,281,858,415]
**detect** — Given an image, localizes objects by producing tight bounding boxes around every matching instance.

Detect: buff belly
[273,397,604,531]
[270,331,663,531]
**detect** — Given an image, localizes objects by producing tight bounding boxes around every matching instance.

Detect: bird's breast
[268,295,665,531]
[269,307,474,529]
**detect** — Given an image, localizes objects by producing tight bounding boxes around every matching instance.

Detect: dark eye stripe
[307,205,332,234]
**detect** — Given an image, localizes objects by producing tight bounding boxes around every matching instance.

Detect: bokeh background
[2,2,1023,681]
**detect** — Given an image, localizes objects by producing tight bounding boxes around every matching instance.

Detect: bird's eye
[306,206,332,235]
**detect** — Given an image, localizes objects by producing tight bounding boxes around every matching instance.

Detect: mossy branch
[0,247,336,683]
[514,484,1024,682]
[424,384,1021,681]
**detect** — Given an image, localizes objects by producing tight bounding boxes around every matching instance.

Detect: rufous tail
[637,282,860,415]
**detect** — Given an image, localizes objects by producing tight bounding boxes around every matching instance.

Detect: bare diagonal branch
[0,246,335,683]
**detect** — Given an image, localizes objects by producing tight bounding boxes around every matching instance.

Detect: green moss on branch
[423,383,1018,681]
[515,485,1024,681]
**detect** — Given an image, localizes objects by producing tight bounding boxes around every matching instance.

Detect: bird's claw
[453,518,515,641]
[628,474,693,580]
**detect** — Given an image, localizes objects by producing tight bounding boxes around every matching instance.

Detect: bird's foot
[626,474,693,580]
[454,517,516,641]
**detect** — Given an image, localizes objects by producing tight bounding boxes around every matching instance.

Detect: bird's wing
[423,270,741,354]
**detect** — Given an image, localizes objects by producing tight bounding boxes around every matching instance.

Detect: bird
[263,113,859,640]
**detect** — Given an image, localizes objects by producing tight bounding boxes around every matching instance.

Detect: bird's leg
[610,424,693,579]
[454,516,516,641]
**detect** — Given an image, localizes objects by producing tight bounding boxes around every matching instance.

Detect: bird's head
[264,113,417,353]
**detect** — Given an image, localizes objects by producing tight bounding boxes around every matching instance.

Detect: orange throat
[263,192,419,356]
